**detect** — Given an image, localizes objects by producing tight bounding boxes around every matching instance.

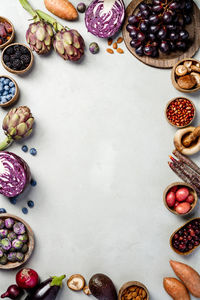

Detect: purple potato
[0,254,7,265]
[18,234,28,243]
[4,218,15,229]
[0,219,5,229]
[7,232,17,241]
[12,239,23,250]
[21,244,28,254]
[7,252,17,262]
[0,229,8,238]
[1,238,11,251]
[16,252,24,262]
[13,222,26,235]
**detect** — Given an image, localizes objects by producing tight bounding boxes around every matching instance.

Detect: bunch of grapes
[126,0,193,57]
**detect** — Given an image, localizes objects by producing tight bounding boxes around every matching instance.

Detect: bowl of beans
[0,213,34,269]
[165,97,195,128]
[118,281,149,300]
[0,17,15,50]
[0,76,19,107]
[1,43,34,75]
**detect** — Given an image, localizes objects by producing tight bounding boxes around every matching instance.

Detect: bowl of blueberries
[0,76,19,107]
[1,43,34,75]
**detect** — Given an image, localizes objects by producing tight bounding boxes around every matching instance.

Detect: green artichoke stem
[36,10,68,32]
[0,136,13,151]
[19,0,40,22]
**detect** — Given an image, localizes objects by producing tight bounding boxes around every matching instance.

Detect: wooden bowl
[163,182,198,216]
[171,58,200,93]
[170,218,200,255]
[0,213,34,269]
[118,281,149,300]
[165,97,196,128]
[0,75,19,108]
[1,43,34,75]
[0,17,15,50]
[122,0,200,69]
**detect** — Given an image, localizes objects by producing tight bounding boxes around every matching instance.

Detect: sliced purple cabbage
[0,152,31,197]
[85,0,125,38]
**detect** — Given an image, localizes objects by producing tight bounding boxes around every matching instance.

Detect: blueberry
[0,78,4,82]
[0,208,6,214]
[22,207,28,214]
[9,197,17,205]
[6,95,12,101]
[30,179,37,186]
[3,91,8,96]
[9,81,14,88]
[22,145,28,152]
[2,98,8,104]
[27,200,34,208]
[10,87,15,95]
[30,148,37,156]
[3,79,9,85]
[0,84,3,92]
[4,85,9,91]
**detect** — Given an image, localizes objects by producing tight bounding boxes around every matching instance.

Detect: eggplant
[25,275,66,300]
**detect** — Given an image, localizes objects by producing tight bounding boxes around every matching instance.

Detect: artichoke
[54,29,85,61]
[0,106,34,150]
[26,21,54,55]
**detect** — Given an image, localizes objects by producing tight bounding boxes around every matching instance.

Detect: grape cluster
[126,0,193,57]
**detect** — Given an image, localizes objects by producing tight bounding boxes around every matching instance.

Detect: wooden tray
[122,0,200,69]
[0,214,34,269]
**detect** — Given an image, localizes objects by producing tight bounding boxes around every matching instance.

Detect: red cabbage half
[0,152,31,197]
[85,0,125,38]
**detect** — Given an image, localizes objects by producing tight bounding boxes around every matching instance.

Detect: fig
[89,274,117,300]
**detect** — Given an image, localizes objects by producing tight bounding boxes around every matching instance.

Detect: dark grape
[128,15,139,25]
[176,40,187,51]
[185,0,193,11]
[169,2,180,10]
[151,46,159,57]
[160,40,170,53]
[144,45,153,56]
[137,32,146,42]
[139,2,148,11]
[152,5,163,14]
[180,1,186,10]
[179,29,189,40]
[126,24,135,32]
[163,11,173,24]
[129,28,138,39]
[149,14,160,25]
[169,41,176,51]
[177,15,185,26]
[135,45,144,56]
[184,14,191,24]
[140,21,148,32]
[166,24,177,31]
[169,31,179,41]
[130,39,142,48]
[150,25,160,33]
[148,33,156,41]
[137,11,142,18]
[141,8,150,18]
[157,27,167,39]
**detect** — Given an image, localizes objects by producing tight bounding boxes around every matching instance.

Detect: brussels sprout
[7,252,17,262]
[16,252,24,262]
[0,219,5,229]
[21,243,28,254]
[0,254,7,265]
[12,239,23,250]
[18,234,28,243]
[0,248,4,258]
[4,218,15,229]
[13,222,26,235]
[0,229,8,238]
[1,238,12,251]
[7,232,17,241]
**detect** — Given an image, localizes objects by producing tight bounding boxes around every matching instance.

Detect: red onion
[1,285,23,299]
[0,152,31,197]
[85,0,125,38]
[16,268,39,290]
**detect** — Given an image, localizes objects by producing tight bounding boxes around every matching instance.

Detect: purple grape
[169,2,180,10]
[150,25,160,33]
[130,39,142,48]
[157,27,167,39]
[176,40,187,51]
[149,14,160,25]
[137,11,142,18]
[152,5,163,14]
[179,29,189,40]
[141,8,150,18]
[128,15,139,25]
[163,11,173,24]
[140,21,148,32]
[177,15,185,26]
[151,46,159,57]
[180,1,186,9]
[139,2,148,11]
[184,14,191,24]
[169,41,176,51]
[185,0,193,11]
[170,31,179,41]
[166,24,177,31]
[148,33,156,41]
[126,24,135,33]
[135,45,144,56]
[144,45,153,56]
[137,32,146,42]
[160,40,170,53]
[129,28,138,39]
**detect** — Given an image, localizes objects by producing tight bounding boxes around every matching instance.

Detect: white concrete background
[0,1,200,299]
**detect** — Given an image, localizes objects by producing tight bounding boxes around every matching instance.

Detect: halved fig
[67,274,85,291]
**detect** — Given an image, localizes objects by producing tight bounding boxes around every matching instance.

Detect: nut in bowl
[1,43,34,75]
[0,17,15,50]
[0,76,19,107]
[165,97,195,128]
[170,218,200,255]
[118,281,149,300]
[163,182,197,216]
[0,214,34,269]
[172,58,200,93]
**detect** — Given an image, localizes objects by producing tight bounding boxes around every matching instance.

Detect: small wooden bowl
[165,97,196,128]
[171,58,200,93]
[163,182,197,216]
[0,75,19,108]
[0,213,34,269]
[1,43,34,75]
[170,218,200,256]
[0,17,15,50]
[118,281,149,300]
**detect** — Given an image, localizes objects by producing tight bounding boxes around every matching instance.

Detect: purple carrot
[173,149,200,176]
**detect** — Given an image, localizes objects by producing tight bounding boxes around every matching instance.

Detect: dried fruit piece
[117,37,123,43]
[106,48,114,54]
[83,286,91,295]
[117,48,124,54]
[108,38,113,46]
[113,42,117,49]
[175,65,188,76]
[67,274,85,291]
